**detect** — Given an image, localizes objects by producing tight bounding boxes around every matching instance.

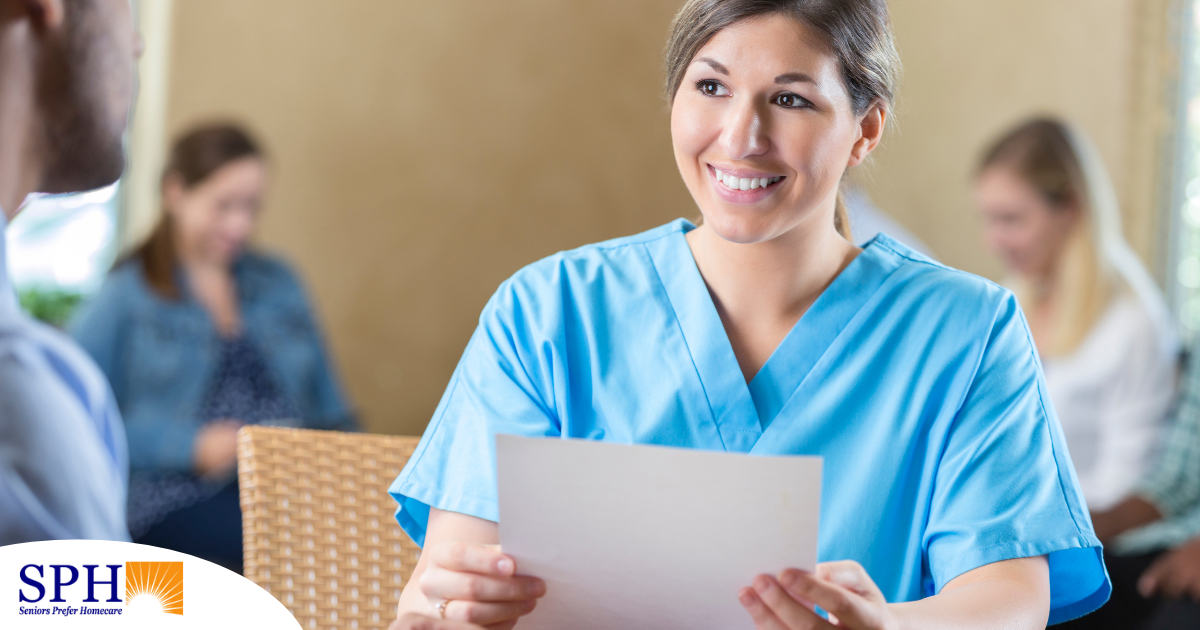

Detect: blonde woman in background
[976,117,1181,513]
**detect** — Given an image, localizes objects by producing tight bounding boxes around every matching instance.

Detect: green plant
[18,288,84,329]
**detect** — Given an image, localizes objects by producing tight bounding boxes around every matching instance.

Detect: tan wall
[164,0,1171,436]
[166,0,694,435]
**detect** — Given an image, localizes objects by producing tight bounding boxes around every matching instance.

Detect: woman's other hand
[417,540,545,629]
[193,419,243,478]
[740,561,897,630]
[389,612,486,630]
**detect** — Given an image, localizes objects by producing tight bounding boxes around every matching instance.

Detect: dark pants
[134,481,243,575]
[1057,548,1200,629]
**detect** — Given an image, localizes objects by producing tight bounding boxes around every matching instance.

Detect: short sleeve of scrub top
[389,219,1109,624]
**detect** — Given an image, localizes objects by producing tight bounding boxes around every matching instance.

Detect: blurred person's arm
[1136,508,1200,599]
[120,411,205,473]
[307,316,357,432]
[69,271,199,473]
[1094,348,1200,541]
[279,261,358,432]
[1091,496,1162,542]
[193,420,242,478]
[1091,355,1193,542]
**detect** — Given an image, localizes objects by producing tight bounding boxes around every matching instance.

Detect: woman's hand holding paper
[740,561,898,630]
[388,612,488,630]
[741,557,1050,629]
[417,540,546,629]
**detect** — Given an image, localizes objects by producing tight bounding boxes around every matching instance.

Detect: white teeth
[714,170,783,190]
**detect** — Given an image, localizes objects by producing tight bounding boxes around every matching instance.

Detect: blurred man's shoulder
[0,314,112,413]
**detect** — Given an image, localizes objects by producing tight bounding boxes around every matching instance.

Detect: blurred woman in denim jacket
[71,123,356,572]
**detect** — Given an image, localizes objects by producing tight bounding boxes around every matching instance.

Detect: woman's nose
[719,98,769,160]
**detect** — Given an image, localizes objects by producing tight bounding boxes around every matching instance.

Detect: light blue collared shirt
[0,209,129,543]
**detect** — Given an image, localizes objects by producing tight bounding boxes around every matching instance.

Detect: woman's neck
[1029,271,1058,304]
[688,221,857,318]
[174,236,236,291]
[178,249,241,338]
[686,220,860,382]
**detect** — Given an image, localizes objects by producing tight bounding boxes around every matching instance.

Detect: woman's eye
[774,93,811,109]
[696,80,729,97]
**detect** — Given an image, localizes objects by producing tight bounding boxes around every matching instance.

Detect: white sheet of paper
[496,435,823,630]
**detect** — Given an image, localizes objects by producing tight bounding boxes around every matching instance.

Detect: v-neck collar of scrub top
[645,218,901,453]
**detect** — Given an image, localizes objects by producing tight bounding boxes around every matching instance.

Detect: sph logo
[18,561,183,617]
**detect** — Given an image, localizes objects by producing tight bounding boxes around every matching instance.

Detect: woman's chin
[701,211,789,245]
[207,244,246,267]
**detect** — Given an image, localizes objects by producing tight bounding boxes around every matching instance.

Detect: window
[1171,2,1200,338]
[5,184,121,325]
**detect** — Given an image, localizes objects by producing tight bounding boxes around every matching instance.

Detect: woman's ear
[848,102,886,168]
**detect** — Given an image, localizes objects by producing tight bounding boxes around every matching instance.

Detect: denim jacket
[70,251,356,473]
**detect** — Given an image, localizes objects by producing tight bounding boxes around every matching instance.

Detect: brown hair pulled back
[124,124,262,299]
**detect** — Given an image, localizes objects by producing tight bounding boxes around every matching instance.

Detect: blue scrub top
[390,219,1109,624]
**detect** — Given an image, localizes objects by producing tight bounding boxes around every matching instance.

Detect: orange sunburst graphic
[124,562,183,615]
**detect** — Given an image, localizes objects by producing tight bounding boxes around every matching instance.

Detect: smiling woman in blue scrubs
[388,1,1109,628]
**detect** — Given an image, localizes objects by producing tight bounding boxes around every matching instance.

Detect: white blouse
[1042,294,1180,511]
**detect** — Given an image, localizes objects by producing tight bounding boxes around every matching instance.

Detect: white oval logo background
[0,540,301,629]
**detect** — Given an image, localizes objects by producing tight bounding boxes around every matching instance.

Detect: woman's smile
[708,163,786,204]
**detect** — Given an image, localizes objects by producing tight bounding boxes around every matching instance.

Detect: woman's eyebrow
[775,72,816,85]
[693,58,814,85]
[696,57,729,75]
